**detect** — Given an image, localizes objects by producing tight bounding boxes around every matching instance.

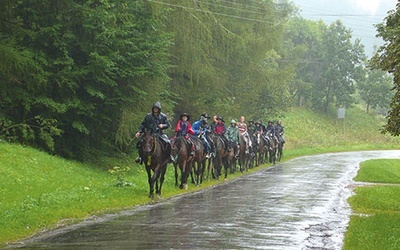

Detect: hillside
[1,107,399,246]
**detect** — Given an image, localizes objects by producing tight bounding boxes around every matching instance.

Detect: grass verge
[345,159,400,249]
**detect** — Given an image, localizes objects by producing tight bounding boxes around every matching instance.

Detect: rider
[247,119,256,140]
[237,116,252,154]
[214,116,231,152]
[210,115,218,132]
[225,119,240,158]
[266,120,278,143]
[275,119,285,145]
[192,113,212,158]
[134,101,174,164]
[255,120,269,148]
[174,113,195,155]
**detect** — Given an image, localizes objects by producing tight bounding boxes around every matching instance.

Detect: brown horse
[276,137,284,162]
[211,134,230,180]
[238,135,251,173]
[255,133,268,166]
[171,135,193,189]
[190,136,207,186]
[139,130,169,198]
[267,134,278,164]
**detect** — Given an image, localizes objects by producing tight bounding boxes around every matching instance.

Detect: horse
[190,135,207,186]
[255,133,268,166]
[276,137,284,162]
[139,130,170,198]
[205,133,217,181]
[171,135,193,189]
[211,134,230,180]
[238,135,251,172]
[226,142,237,174]
[267,134,278,165]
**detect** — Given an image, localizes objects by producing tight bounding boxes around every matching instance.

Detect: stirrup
[135,157,142,164]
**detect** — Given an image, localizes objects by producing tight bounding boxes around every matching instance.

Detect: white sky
[291,0,398,56]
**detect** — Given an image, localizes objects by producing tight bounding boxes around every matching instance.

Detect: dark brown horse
[211,134,230,180]
[171,135,193,189]
[267,134,278,164]
[139,130,169,198]
[238,135,251,172]
[255,133,268,166]
[276,137,284,162]
[190,136,207,186]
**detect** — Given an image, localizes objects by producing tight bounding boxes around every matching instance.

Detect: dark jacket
[137,102,170,134]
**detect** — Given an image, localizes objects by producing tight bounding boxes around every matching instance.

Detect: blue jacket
[192,119,207,136]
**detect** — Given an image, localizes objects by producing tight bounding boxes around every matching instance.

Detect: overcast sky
[290,0,398,57]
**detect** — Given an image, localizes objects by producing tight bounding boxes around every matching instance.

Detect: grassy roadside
[345,159,400,249]
[1,106,399,247]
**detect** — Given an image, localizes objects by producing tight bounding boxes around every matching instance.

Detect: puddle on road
[10,150,400,250]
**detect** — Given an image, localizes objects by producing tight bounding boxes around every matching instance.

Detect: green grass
[1,106,400,247]
[345,159,400,249]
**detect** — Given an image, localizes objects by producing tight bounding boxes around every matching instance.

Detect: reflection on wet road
[16,151,400,249]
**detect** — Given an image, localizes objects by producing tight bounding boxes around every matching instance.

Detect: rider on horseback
[226,119,240,158]
[237,116,253,154]
[266,120,279,145]
[134,102,174,164]
[214,116,231,152]
[275,119,286,145]
[173,113,195,155]
[192,113,213,159]
[247,119,256,140]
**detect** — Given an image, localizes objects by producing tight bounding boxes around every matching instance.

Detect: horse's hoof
[183,184,188,190]
[149,194,154,199]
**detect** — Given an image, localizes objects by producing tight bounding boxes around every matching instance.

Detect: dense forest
[0,0,396,161]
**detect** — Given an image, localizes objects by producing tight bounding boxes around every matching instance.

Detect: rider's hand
[135,132,141,138]
[158,124,163,129]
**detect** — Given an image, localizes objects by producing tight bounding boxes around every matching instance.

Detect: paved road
[14,150,400,249]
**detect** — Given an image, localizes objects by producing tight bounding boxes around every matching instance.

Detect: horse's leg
[153,164,161,196]
[174,163,179,187]
[146,168,154,199]
[199,159,206,184]
[157,163,167,197]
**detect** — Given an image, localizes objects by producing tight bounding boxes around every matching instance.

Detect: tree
[0,0,173,160]
[311,20,366,113]
[358,69,393,113]
[370,3,400,136]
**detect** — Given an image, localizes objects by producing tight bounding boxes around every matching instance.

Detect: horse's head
[141,130,155,154]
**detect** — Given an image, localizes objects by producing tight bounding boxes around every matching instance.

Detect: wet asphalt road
[12,150,400,250]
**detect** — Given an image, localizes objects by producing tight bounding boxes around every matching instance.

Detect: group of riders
[134,102,285,164]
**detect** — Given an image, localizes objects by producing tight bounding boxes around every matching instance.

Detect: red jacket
[214,123,226,135]
[175,121,194,136]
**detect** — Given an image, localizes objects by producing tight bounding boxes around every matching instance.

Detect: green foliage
[357,69,393,113]
[160,0,294,120]
[370,4,400,136]
[0,0,173,160]
[109,166,134,187]
[285,18,367,112]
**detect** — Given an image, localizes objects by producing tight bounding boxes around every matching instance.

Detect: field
[1,106,399,247]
